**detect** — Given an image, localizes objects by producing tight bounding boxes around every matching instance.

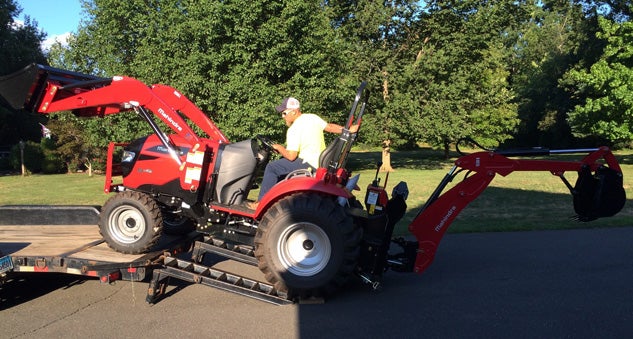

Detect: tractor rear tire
[254,193,361,299]
[99,191,163,254]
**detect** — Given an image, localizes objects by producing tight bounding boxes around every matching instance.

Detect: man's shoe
[244,201,259,210]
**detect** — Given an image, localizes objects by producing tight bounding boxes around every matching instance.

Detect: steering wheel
[256,135,276,152]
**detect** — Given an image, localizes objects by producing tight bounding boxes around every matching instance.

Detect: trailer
[0,205,187,280]
[0,205,294,305]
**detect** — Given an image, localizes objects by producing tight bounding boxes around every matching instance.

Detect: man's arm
[324,123,359,134]
[273,144,298,161]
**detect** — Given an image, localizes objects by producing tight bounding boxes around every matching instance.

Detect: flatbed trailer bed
[0,223,198,282]
[0,206,293,305]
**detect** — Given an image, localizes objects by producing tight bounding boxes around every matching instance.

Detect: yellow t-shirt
[286,114,327,168]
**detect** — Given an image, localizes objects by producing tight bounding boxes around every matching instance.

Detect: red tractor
[0,64,626,300]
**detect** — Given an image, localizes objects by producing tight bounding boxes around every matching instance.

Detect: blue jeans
[258,158,314,201]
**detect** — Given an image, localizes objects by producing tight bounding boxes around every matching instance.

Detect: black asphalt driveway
[2,226,633,338]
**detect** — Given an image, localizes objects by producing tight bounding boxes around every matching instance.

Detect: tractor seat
[283,137,344,180]
[318,136,345,169]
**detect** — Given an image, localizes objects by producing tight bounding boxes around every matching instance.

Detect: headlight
[122,150,136,162]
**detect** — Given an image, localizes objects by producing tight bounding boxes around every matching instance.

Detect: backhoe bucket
[0,63,108,112]
[573,166,626,221]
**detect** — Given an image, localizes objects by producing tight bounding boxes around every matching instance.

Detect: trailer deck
[0,206,293,305]
[3,224,130,260]
[0,223,198,282]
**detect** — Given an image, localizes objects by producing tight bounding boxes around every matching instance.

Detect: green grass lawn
[1,148,631,234]
[0,173,109,206]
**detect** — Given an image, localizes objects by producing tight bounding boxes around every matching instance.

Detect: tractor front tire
[254,194,361,299]
[99,191,163,254]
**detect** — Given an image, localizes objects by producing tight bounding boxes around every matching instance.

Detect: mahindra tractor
[0,64,626,300]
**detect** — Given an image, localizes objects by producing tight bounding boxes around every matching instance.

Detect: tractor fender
[254,176,351,218]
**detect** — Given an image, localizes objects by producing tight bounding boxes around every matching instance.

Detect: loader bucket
[573,166,626,221]
[0,63,44,111]
[0,63,109,112]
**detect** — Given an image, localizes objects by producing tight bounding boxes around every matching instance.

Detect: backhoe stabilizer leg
[386,237,419,273]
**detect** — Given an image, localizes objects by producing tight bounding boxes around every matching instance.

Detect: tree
[326,0,422,169]
[563,16,633,146]
[46,112,105,174]
[44,0,629,162]
[49,0,352,147]
[575,0,633,21]
[0,0,48,146]
[508,0,589,147]
[0,0,46,74]
[388,0,520,157]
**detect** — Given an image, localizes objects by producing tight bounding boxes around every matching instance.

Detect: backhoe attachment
[400,141,625,275]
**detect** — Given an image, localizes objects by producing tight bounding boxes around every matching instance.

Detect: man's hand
[273,144,298,161]
[325,123,360,134]
[272,143,284,153]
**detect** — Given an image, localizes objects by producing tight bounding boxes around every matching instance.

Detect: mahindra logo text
[158,107,183,132]
[435,205,456,232]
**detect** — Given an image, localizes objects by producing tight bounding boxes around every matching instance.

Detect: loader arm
[408,146,626,274]
[0,63,232,192]
[150,84,229,143]
[0,63,228,145]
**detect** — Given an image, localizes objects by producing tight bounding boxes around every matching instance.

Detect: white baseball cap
[275,97,300,112]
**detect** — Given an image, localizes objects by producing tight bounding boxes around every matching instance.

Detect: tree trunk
[81,156,93,176]
[381,139,394,172]
[443,140,450,160]
[381,70,394,172]
[86,159,93,176]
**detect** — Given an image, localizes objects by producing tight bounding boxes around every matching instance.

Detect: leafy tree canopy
[51,0,355,144]
[563,16,633,146]
[0,0,47,146]
[10,0,633,166]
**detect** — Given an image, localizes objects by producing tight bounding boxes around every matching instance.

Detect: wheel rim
[107,205,147,244]
[276,222,331,277]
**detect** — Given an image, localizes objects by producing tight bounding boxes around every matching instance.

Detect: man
[246,97,358,210]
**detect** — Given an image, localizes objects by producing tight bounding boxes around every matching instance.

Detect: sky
[16,0,83,50]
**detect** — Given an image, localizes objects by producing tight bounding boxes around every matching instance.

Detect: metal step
[146,256,292,305]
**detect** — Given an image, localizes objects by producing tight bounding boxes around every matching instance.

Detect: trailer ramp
[146,239,292,306]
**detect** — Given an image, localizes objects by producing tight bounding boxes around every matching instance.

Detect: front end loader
[0,64,626,302]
